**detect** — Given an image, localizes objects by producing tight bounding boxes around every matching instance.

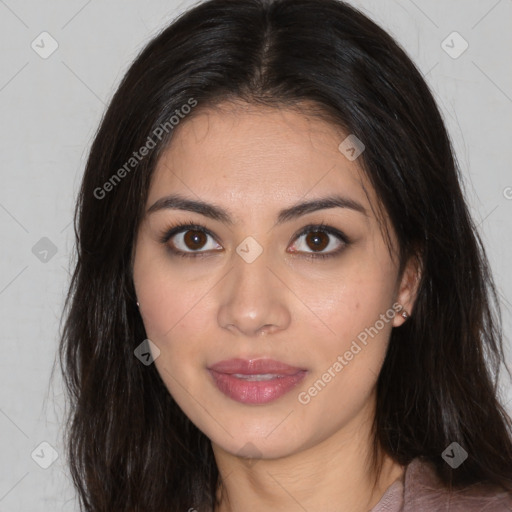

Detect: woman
[58,0,512,510]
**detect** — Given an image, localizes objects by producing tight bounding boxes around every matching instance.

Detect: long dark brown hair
[56,0,512,510]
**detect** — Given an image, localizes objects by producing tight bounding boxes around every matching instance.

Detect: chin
[210,425,308,461]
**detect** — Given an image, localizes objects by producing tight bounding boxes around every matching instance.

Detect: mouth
[207,358,308,405]
[229,373,292,381]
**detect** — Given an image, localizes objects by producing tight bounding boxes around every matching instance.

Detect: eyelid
[158,221,217,245]
[287,222,349,260]
[292,222,351,245]
[159,221,222,258]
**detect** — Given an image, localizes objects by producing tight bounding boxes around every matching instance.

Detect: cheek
[134,243,203,340]
[135,267,210,410]
[133,243,213,378]
[293,279,395,434]
[296,257,397,402]
[137,281,212,372]
[305,262,395,344]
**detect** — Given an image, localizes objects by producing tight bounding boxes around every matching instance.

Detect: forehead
[147,101,377,223]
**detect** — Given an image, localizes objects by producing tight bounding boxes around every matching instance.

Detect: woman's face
[132,102,418,460]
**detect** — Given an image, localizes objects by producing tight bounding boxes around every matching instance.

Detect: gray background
[1,0,511,510]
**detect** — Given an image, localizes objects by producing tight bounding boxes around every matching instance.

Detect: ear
[392,251,422,327]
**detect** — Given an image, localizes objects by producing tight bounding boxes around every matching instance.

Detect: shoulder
[403,457,512,511]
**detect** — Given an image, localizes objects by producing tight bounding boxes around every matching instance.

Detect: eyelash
[158,220,351,260]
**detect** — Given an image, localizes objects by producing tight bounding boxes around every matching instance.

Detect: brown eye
[161,222,349,260]
[166,225,222,256]
[290,225,347,258]
[183,230,208,250]
[304,231,329,252]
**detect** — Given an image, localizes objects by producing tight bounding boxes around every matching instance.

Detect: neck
[212,400,404,512]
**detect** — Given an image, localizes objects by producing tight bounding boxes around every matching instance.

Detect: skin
[132,101,421,512]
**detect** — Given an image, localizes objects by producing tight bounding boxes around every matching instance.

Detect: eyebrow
[146,193,368,225]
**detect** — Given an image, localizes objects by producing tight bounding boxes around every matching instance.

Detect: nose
[217,248,291,338]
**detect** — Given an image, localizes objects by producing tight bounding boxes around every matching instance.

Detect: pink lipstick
[208,358,307,405]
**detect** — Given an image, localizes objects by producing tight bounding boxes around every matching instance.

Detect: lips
[208,358,305,376]
[207,358,308,405]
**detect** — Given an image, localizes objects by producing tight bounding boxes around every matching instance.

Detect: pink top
[369,457,512,511]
